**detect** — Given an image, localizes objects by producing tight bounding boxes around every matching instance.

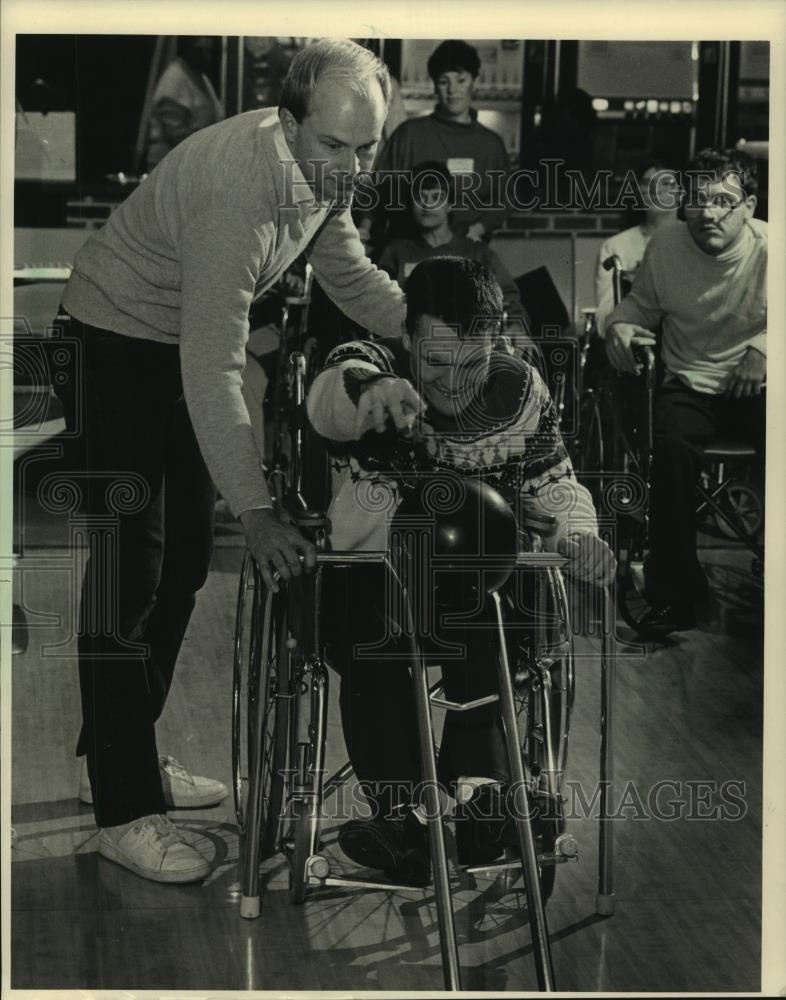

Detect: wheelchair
[574,255,764,638]
[230,346,619,992]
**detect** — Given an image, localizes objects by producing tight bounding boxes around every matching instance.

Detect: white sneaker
[98,814,210,883]
[79,755,228,809]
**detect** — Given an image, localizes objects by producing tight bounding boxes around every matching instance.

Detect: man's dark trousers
[645,379,765,606]
[55,313,217,827]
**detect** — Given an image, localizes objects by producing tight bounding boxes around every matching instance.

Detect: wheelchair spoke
[232,553,290,863]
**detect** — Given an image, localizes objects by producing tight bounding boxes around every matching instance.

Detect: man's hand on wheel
[606,322,657,375]
[558,531,617,587]
[357,377,425,435]
[239,507,317,593]
[725,346,766,399]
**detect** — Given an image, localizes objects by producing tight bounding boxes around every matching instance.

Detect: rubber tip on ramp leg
[240,895,261,919]
[596,892,616,916]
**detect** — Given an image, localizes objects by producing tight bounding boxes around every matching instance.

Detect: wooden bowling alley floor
[9,526,765,992]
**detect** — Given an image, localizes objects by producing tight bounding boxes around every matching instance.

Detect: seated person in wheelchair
[307,256,615,883]
[605,147,766,634]
[594,157,681,337]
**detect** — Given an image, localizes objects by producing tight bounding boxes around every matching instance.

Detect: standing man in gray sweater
[56,39,406,883]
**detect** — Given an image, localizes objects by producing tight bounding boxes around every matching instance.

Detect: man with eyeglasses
[604,148,766,634]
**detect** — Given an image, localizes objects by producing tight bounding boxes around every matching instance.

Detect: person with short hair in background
[594,158,681,337]
[377,161,526,326]
[360,40,511,249]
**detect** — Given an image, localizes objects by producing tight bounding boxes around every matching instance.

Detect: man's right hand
[357,377,425,436]
[239,507,317,593]
[725,346,766,398]
[606,322,657,375]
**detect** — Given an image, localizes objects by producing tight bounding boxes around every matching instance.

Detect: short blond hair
[279,38,391,122]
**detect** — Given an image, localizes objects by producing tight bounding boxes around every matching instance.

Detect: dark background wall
[15,34,158,224]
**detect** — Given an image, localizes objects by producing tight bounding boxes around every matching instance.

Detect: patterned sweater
[306,338,598,552]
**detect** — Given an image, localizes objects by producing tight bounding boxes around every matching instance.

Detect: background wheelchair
[573,255,764,638]
[230,340,619,992]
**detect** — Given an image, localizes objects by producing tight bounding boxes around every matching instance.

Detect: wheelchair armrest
[519,512,558,535]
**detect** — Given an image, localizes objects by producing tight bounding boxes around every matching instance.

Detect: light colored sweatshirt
[62,108,406,516]
[306,338,598,552]
[605,219,767,394]
[375,109,510,236]
[594,224,651,337]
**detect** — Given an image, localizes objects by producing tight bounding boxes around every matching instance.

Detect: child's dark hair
[404,257,504,338]
[623,155,680,227]
[409,160,455,209]
[685,147,758,197]
[634,154,680,183]
[427,40,481,81]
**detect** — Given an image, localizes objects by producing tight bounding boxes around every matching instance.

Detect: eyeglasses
[684,193,748,221]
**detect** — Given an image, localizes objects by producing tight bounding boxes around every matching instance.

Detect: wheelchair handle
[631,344,656,366]
[603,254,624,308]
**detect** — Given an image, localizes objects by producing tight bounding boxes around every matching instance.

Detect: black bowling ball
[392,473,518,594]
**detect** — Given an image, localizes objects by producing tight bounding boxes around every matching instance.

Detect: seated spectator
[361,40,510,248]
[377,161,527,328]
[146,37,224,170]
[605,148,766,635]
[242,36,297,109]
[307,256,614,883]
[595,158,681,336]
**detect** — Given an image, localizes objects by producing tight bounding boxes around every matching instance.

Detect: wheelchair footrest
[462,848,578,876]
[321,873,431,894]
[294,852,435,893]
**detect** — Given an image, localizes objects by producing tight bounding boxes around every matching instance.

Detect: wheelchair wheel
[287,797,312,905]
[532,791,565,903]
[287,799,308,906]
[714,481,763,540]
[285,659,330,905]
[232,551,289,861]
[512,688,566,904]
[511,566,574,902]
[615,513,656,636]
[281,576,330,905]
[575,392,606,507]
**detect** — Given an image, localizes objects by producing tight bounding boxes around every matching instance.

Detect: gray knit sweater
[63,107,406,516]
